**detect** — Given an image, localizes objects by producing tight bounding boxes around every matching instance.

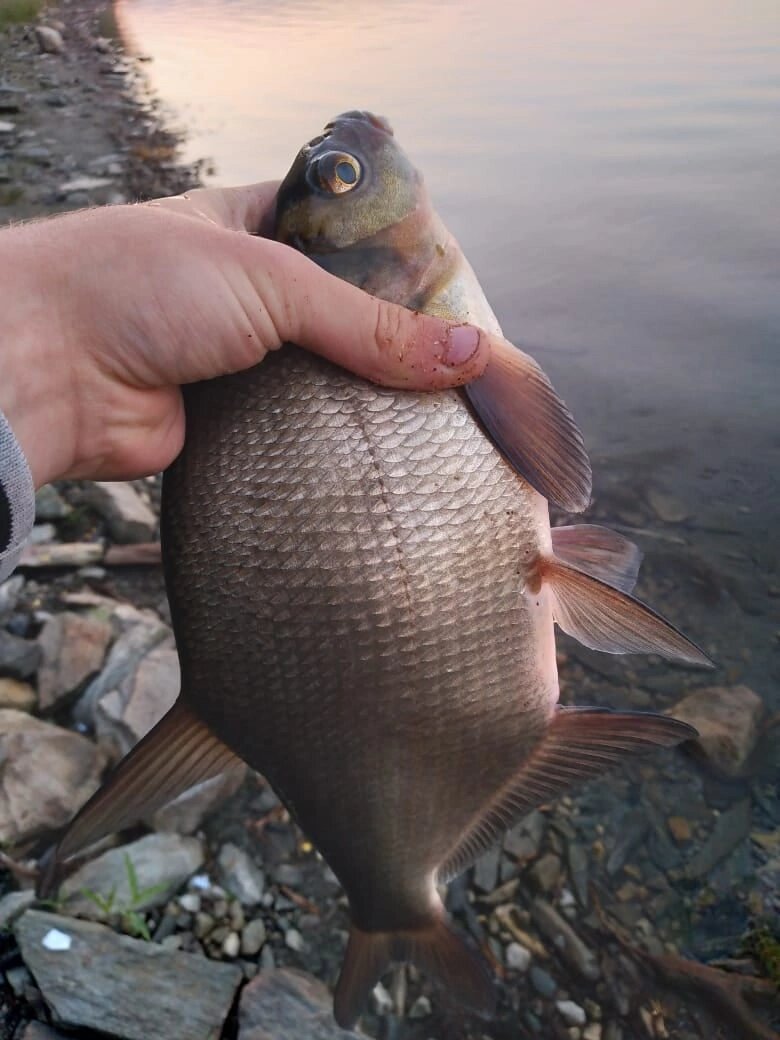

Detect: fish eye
[312,151,362,195]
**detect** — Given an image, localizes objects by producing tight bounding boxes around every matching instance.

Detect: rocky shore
[1,4,778,1039]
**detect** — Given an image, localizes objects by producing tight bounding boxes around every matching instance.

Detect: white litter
[42,928,72,951]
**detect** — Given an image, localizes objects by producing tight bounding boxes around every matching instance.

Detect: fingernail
[444,324,481,367]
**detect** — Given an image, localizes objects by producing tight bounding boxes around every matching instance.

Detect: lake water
[114,0,779,1033]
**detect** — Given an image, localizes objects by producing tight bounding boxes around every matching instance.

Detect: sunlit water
[114,0,779,994]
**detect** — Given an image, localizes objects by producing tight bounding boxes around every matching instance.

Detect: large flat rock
[16,910,241,1040]
[239,968,363,1039]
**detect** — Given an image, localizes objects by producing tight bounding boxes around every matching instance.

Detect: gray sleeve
[0,408,35,583]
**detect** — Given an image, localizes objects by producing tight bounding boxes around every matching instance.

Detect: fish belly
[162,347,558,925]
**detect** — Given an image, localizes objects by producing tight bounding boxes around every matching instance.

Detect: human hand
[0,182,491,487]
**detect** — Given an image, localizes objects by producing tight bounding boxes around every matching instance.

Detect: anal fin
[37,699,242,897]
[464,339,592,512]
[438,707,696,882]
[543,556,712,666]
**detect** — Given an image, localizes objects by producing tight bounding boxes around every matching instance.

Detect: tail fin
[333,915,494,1029]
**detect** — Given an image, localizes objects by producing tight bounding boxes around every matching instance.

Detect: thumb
[245,236,492,391]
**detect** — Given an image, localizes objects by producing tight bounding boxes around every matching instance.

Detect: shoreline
[0,0,201,225]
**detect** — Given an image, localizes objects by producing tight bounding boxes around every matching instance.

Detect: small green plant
[79,853,170,942]
[0,0,44,30]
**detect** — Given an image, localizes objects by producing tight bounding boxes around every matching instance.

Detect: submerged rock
[16,910,241,1040]
[150,766,247,834]
[217,842,266,906]
[0,710,105,845]
[670,684,764,777]
[238,968,362,1039]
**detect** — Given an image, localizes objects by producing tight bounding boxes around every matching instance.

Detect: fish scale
[163,348,548,906]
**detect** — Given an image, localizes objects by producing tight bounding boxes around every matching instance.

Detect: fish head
[274,111,452,305]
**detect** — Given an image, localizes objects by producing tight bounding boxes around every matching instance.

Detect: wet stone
[670,685,764,777]
[239,968,362,1039]
[557,1000,587,1026]
[0,575,24,623]
[506,941,532,972]
[606,808,649,876]
[531,898,600,981]
[473,844,501,892]
[16,910,241,1040]
[684,799,752,879]
[530,851,561,892]
[530,964,558,997]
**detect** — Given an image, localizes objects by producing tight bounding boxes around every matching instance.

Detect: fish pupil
[336,161,357,185]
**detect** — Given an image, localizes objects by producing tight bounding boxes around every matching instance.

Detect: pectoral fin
[464,339,592,512]
[439,707,695,882]
[37,700,243,898]
[542,556,712,666]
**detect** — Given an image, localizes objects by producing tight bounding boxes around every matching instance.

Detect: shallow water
[114,0,779,1031]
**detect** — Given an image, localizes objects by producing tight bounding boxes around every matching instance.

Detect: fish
[38,111,710,1028]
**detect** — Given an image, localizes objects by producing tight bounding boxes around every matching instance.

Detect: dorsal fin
[438,707,695,883]
[464,339,592,512]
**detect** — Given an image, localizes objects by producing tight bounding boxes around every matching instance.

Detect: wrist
[0,220,81,488]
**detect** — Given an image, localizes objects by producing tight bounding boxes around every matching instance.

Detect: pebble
[0,890,36,930]
[532,898,600,981]
[409,995,431,1018]
[506,941,531,972]
[667,815,692,842]
[34,27,65,55]
[178,893,201,914]
[240,918,267,956]
[530,851,561,892]
[583,1026,602,1040]
[371,981,394,1015]
[217,843,265,905]
[530,965,558,997]
[222,931,240,958]
[194,912,215,939]
[284,928,305,952]
[556,1000,587,1026]
[0,677,36,711]
[683,798,752,879]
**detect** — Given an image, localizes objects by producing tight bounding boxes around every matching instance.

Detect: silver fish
[40,111,707,1027]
